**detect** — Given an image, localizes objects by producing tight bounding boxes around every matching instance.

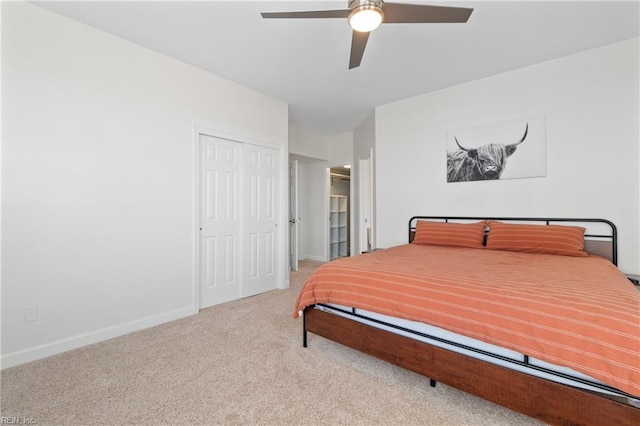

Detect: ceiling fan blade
[382,3,473,23]
[261,9,350,19]
[349,30,370,70]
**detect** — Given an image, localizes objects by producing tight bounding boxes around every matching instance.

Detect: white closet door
[243,144,280,297]
[199,135,241,308]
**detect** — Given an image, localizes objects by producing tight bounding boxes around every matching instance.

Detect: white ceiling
[33,1,639,136]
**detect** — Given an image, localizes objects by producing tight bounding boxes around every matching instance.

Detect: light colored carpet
[1,260,543,425]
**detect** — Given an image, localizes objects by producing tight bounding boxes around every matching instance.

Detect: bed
[295,216,640,425]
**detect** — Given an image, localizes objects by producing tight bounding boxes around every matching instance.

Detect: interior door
[242,144,280,297]
[199,134,241,308]
[289,160,299,271]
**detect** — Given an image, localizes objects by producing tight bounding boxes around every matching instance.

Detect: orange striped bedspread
[294,244,640,396]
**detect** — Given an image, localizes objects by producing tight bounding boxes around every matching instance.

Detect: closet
[329,166,350,260]
[198,133,281,309]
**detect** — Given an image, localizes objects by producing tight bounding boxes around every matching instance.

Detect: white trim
[304,255,326,262]
[194,123,281,151]
[349,163,355,257]
[192,123,201,313]
[278,142,288,289]
[369,148,376,251]
[1,306,195,369]
[358,157,366,254]
[324,168,331,262]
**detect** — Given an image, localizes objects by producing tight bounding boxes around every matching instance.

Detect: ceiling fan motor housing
[348,0,385,32]
[349,0,384,9]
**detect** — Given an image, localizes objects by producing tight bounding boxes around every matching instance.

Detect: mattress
[294,244,640,397]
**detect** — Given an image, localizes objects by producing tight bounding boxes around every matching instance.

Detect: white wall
[1,2,288,366]
[289,125,329,160]
[375,38,639,274]
[328,132,354,165]
[302,161,331,261]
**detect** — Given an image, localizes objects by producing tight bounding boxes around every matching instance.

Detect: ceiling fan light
[348,6,383,32]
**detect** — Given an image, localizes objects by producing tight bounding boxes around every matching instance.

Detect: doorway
[329,165,351,260]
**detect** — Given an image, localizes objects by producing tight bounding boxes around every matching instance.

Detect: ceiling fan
[261,0,473,69]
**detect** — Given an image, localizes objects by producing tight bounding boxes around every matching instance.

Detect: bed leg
[430,379,437,387]
[302,310,308,348]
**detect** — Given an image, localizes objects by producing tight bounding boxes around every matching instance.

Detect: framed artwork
[446,115,546,183]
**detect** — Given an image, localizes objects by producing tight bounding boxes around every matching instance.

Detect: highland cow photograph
[446,115,546,183]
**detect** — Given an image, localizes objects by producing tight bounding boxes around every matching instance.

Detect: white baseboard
[279,279,290,289]
[1,306,197,370]
[303,255,326,262]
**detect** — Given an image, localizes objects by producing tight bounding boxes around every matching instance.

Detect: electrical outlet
[24,306,38,323]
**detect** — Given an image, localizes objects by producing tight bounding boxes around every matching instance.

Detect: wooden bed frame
[302,216,639,426]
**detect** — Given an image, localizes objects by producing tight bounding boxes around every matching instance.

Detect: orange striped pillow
[412,220,486,248]
[486,221,588,257]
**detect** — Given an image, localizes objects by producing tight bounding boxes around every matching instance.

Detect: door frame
[289,159,299,271]
[358,151,374,254]
[192,123,287,311]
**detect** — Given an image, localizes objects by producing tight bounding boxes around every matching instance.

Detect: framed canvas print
[446,115,546,183]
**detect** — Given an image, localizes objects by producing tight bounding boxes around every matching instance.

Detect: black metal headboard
[408,216,618,265]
